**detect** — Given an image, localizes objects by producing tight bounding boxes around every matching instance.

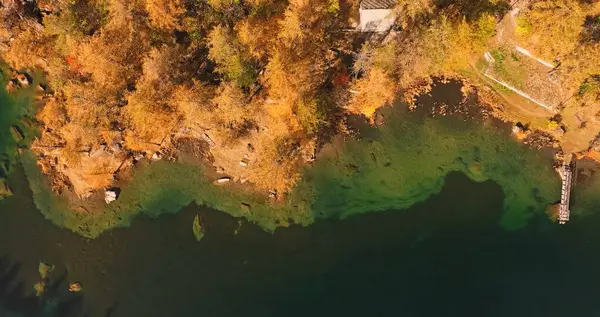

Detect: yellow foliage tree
[212,82,254,133]
[247,134,315,195]
[515,0,596,61]
[173,83,214,130]
[145,0,185,30]
[394,0,433,24]
[347,68,396,119]
[76,16,150,97]
[124,48,178,149]
[277,0,332,45]
[208,25,256,87]
[4,20,56,70]
[236,16,281,61]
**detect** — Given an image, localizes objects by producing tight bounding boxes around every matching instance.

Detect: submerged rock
[192,214,204,241]
[0,179,12,199]
[10,125,24,142]
[241,203,252,214]
[34,262,55,297]
[69,282,83,292]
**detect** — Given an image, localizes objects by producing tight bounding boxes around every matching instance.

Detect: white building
[359,0,397,32]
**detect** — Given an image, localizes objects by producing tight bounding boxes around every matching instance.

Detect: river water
[2,80,600,316]
[3,166,600,317]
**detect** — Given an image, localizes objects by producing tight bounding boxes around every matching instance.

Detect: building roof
[360,0,396,10]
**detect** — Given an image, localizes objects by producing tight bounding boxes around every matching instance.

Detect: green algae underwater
[1,79,574,238]
[0,66,42,194]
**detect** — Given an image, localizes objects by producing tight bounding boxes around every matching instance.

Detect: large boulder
[104,189,119,204]
[15,73,30,86]
[5,80,18,92]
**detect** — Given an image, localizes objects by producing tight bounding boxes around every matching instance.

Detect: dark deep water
[0,77,596,316]
[1,163,600,317]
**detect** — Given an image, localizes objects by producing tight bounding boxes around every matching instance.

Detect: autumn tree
[208,25,257,87]
[347,68,396,119]
[125,46,213,151]
[125,47,181,149]
[235,15,281,62]
[175,84,214,130]
[3,20,57,70]
[353,42,397,77]
[247,135,315,195]
[75,5,151,97]
[394,0,433,25]
[436,0,510,21]
[207,0,247,22]
[211,82,261,140]
[515,0,594,61]
[386,12,496,88]
[294,97,326,134]
[145,0,185,31]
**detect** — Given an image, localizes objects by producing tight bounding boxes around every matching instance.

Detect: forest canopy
[1,0,599,200]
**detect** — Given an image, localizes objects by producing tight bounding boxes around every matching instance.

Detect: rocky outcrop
[15,73,30,86]
[4,72,32,92]
[104,189,118,204]
[33,138,132,198]
[5,80,18,92]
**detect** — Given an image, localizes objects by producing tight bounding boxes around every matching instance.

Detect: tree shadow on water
[0,256,85,317]
[103,302,119,317]
[0,256,38,315]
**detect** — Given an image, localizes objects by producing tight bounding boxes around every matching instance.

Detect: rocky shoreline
[0,67,570,236]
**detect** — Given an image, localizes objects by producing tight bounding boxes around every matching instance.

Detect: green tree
[208,25,257,87]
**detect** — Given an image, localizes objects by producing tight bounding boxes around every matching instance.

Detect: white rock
[104,190,117,204]
[512,125,523,134]
[133,153,145,161]
[16,73,30,87]
[216,177,231,184]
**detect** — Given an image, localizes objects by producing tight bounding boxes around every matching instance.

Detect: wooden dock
[559,162,574,224]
